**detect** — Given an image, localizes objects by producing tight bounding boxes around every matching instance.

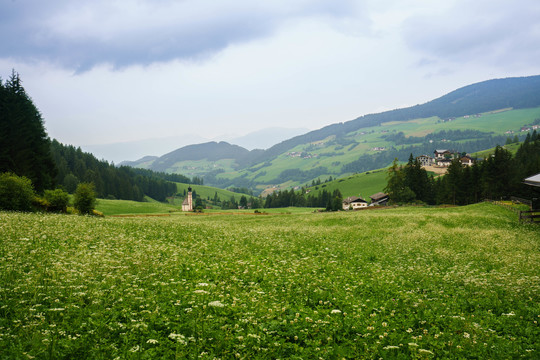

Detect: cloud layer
[0,0,362,71]
[2,0,540,162]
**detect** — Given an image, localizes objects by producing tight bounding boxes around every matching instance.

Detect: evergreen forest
[0,71,198,203]
[384,132,540,206]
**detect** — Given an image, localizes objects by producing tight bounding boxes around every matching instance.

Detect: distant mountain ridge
[125,75,540,189]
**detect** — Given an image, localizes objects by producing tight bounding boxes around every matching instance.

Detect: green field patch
[95,197,178,215]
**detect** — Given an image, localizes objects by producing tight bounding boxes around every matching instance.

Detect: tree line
[1,71,194,205]
[384,131,540,205]
[263,188,343,211]
[51,140,181,201]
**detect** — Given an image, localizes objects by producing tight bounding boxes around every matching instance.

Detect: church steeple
[182,186,193,211]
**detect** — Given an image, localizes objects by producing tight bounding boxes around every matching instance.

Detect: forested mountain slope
[128,75,540,191]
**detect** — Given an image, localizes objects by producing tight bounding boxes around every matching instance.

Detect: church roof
[182,198,189,205]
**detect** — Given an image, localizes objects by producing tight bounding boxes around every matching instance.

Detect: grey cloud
[402,0,540,69]
[0,0,361,71]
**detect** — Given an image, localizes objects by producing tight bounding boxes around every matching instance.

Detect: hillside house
[460,155,474,166]
[434,149,451,159]
[437,158,453,167]
[342,196,368,210]
[370,192,389,206]
[417,155,434,167]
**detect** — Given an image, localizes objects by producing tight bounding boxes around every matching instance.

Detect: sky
[2,0,540,162]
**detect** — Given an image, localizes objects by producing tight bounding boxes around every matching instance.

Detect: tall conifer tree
[0,71,56,192]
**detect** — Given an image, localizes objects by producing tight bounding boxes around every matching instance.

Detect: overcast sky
[2,0,540,162]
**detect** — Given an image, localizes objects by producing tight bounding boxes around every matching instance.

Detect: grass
[1,203,538,358]
[306,168,388,199]
[95,197,178,215]
[472,142,522,159]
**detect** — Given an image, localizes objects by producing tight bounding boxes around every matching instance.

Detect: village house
[436,158,453,167]
[417,155,434,167]
[434,149,451,159]
[460,155,474,166]
[342,196,368,210]
[370,192,389,206]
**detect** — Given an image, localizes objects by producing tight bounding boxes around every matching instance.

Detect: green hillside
[95,197,178,215]
[217,107,540,189]
[304,169,388,200]
[127,76,540,192]
[175,183,249,201]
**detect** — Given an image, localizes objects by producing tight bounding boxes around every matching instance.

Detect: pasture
[0,203,538,359]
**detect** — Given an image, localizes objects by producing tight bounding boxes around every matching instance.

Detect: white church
[181,186,193,211]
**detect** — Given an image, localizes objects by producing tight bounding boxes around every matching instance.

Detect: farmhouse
[460,155,474,166]
[342,196,368,210]
[437,158,453,167]
[417,155,434,167]
[434,149,451,159]
[370,192,389,206]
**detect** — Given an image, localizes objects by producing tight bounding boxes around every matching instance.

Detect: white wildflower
[208,300,225,308]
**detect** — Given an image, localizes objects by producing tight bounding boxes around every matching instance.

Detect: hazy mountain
[83,134,210,163]
[125,75,540,189]
[227,127,310,150]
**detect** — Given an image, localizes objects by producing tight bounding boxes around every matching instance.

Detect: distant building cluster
[286,151,318,159]
[416,150,475,168]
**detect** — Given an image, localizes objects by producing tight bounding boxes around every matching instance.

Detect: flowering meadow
[0,203,538,359]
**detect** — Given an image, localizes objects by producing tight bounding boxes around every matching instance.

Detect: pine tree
[0,71,56,192]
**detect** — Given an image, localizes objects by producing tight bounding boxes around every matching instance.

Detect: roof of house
[370,192,388,201]
[524,173,540,187]
[434,149,449,153]
[343,196,367,204]
[182,198,189,205]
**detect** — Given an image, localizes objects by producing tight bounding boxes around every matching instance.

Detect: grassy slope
[472,142,522,159]
[305,168,388,199]
[95,197,178,215]
[216,107,540,187]
[1,203,538,358]
[175,183,250,201]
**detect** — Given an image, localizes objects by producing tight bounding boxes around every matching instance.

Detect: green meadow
[95,197,178,216]
[1,203,538,359]
[305,169,388,199]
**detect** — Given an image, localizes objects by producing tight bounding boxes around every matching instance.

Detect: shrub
[32,197,50,212]
[0,172,36,211]
[74,183,96,215]
[44,189,70,213]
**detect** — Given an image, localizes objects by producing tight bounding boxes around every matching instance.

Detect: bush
[74,183,96,215]
[44,189,70,213]
[0,172,36,211]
